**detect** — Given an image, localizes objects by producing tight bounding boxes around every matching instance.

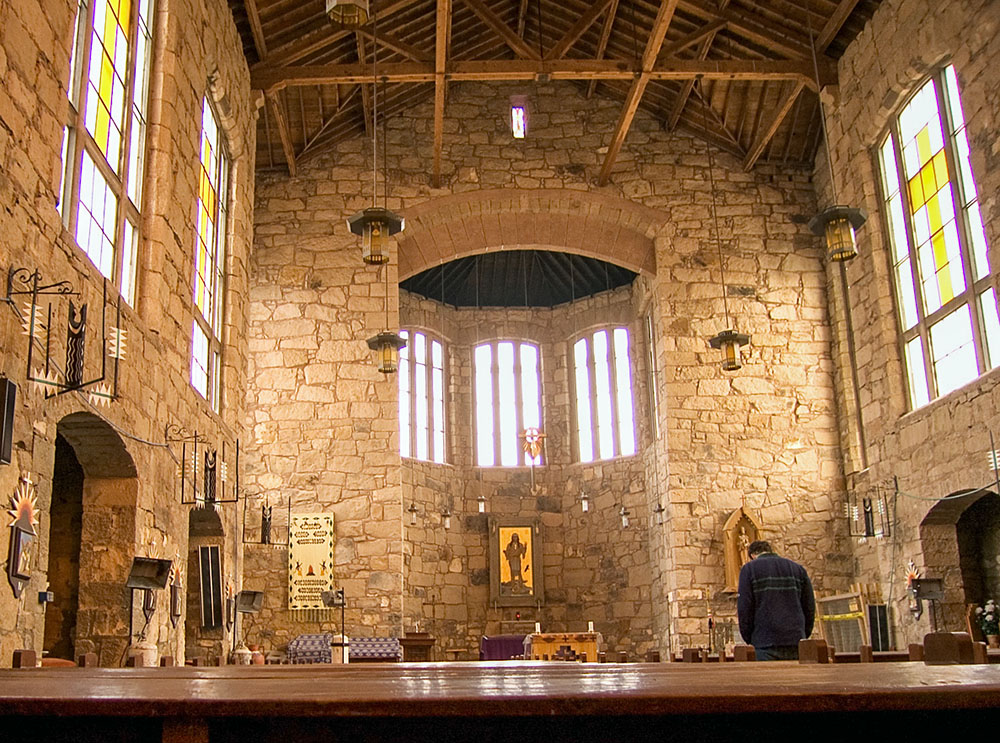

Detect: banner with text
[288,512,335,610]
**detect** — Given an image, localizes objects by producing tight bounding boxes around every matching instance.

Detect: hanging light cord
[701,77,731,328]
[807,9,838,204]
[372,9,378,207]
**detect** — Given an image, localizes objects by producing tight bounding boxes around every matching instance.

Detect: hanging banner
[288,512,335,611]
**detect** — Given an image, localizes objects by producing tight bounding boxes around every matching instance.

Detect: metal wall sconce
[169,583,183,628]
[442,508,452,530]
[619,505,630,529]
[809,206,867,263]
[579,491,590,513]
[477,493,487,513]
[167,427,241,507]
[125,556,171,643]
[7,267,123,405]
[325,0,368,27]
[653,503,665,525]
[407,502,419,525]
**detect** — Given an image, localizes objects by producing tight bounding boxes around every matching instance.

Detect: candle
[535,622,541,633]
[588,621,594,632]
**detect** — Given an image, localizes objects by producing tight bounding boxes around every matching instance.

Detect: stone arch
[396,189,665,280]
[919,488,998,632]
[50,411,139,666]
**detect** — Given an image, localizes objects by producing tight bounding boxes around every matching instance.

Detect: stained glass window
[61,0,154,306]
[191,98,230,412]
[878,66,997,406]
[474,340,544,467]
[573,328,636,463]
[398,330,447,463]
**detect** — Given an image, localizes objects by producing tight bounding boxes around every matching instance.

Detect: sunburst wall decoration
[7,474,39,597]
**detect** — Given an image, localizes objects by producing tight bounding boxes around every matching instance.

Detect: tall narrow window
[398,329,447,463]
[61,0,155,306]
[474,340,543,467]
[573,327,636,463]
[877,65,997,407]
[190,98,229,412]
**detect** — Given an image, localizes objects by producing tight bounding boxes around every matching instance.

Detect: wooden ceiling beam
[516,0,530,38]
[301,86,360,156]
[658,18,726,60]
[265,0,424,67]
[354,27,434,63]
[598,0,680,186]
[677,0,811,60]
[432,0,451,188]
[742,80,804,170]
[586,0,619,98]
[544,0,615,60]
[266,90,296,176]
[252,58,829,89]
[458,0,541,60]
[815,0,863,53]
[244,0,269,59]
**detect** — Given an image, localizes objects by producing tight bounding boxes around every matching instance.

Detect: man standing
[737,540,815,661]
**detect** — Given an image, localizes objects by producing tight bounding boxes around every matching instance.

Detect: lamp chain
[701,77,731,328]
[372,8,378,208]
[807,7,839,205]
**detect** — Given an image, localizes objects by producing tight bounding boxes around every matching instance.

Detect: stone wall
[249,77,848,656]
[0,0,254,665]
[819,0,1000,646]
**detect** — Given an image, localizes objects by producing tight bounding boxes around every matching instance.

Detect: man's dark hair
[747,540,773,557]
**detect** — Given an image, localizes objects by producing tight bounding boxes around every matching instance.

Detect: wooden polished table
[2,661,1000,742]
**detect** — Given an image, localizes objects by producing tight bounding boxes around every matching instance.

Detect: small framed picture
[9,525,34,581]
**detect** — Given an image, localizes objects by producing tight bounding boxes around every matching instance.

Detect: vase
[987,634,999,649]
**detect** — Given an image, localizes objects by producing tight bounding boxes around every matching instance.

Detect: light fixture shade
[325,0,369,27]
[367,331,407,374]
[709,328,750,372]
[477,494,486,513]
[808,206,867,262]
[407,502,418,525]
[580,491,590,513]
[348,207,404,264]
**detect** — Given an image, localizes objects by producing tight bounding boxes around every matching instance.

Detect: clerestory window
[877,65,998,408]
[572,327,636,462]
[474,340,543,467]
[190,98,229,412]
[60,0,155,305]
[398,329,447,463]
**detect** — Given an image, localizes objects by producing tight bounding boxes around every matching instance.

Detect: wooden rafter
[816,0,864,53]
[459,0,541,60]
[252,58,829,90]
[356,32,372,138]
[658,18,726,60]
[266,0,424,67]
[244,0,268,59]
[354,27,434,63]
[677,0,811,60]
[597,0,680,186]
[516,0,530,38]
[432,0,451,188]
[586,0,619,98]
[301,86,361,157]
[742,80,804,170]
[266,90,296,176]
[544,0,615,60]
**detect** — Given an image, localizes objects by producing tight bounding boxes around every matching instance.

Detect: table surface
[2,661,1000,718]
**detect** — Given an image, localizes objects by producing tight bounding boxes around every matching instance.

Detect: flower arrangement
[976,600,999,636]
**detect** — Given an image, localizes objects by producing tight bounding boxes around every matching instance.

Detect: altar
[525,631,604,661]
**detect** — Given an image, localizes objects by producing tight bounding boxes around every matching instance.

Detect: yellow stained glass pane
[920,164,937,206]
[932,150,949,191]
[932,230,954,303]
[926,193,942,234]
[908,174,923,209]
[916,126,932,166]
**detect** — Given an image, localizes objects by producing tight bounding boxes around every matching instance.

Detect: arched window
[474,340,542,467]
[190,98,230,412]
[877,65,998,407]
[398,329,447,463]
[60,0,156,305]
[572,327,636,462]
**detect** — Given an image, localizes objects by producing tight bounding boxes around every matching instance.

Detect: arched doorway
[920,488,1000,633]
[42,435,84,659]
[49,412,138,665]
